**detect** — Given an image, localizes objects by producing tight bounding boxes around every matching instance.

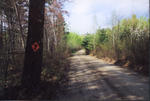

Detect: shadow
[1,80,62,100]
[55,55,149,101]
[0,60,70,100]
[114,59,149,76]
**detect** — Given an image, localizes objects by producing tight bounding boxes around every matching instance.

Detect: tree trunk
[21,0,45,89]
[0,15,3,49]
[11,0,25,47]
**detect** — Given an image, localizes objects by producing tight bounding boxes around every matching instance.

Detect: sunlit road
[56,50,149,101]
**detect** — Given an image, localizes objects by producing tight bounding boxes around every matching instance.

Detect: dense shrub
[82,34,94,54]
[65,32,83,53]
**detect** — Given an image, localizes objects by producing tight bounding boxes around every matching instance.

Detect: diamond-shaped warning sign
[32,42,40,52]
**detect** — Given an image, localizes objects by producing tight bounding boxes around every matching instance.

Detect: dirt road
[56,50,149,101]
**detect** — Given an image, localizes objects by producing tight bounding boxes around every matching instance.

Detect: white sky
[63,0,149,34]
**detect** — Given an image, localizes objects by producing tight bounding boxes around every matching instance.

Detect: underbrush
[42,51,70,88]
[0,49,70,99]
[82,15,149,76]
[91,52,149,76]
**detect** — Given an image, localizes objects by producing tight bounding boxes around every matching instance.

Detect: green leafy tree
[66,32,83,53]
[82,34,94,54]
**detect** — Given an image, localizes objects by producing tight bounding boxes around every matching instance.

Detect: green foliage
[82,14,149,73]
[95,28,109,44]
[82,29,109,54]
[66,32,83,53]
[82,34,94,54]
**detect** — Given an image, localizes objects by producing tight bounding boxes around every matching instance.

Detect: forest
[66,14,149,75]
[0,0,149,100]
[81,14,149,74]
[0,0,71,99]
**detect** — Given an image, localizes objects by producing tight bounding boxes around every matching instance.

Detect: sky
[63,0,149,34]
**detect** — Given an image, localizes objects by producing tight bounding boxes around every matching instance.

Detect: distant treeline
[68,14,149,74]
[82,15,149,74]
[65,32,83,53]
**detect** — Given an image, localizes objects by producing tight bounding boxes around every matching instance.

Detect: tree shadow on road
[56,56,149,101]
